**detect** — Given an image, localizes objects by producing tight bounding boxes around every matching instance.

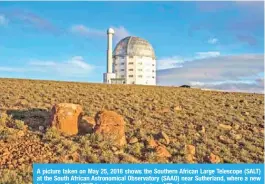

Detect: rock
[219,124,232,130]
[160,131,170,144]
[185,154,195,163]
[173,105,182,112]
[233,124,240,130]
[233,134,242,140]
[94,110,126,147]
[242,111,249,116]
[155,145,171,158]
[160,108,171,113]
[39,126,45,132]
[185,145,196,155]
[49,103,83,135]
[79,116,95,134]
[219,135,227,142]
[129,137,138,144]
[208,153,221,163]
[111,146,118,152]
[82,116,96,128]
[230,130,242,140]
[146,138,158,149]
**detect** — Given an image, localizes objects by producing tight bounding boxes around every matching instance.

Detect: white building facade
[113,36,156,85]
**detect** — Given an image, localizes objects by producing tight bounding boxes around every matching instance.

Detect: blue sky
[0,1,264,93]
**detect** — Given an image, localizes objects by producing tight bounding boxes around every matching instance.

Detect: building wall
[113,55,156,85]
[135,56,156,85]
[114,56,126,79]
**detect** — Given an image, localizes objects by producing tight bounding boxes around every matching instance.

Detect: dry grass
[0,78,264,183]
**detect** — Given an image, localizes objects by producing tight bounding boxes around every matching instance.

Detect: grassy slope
[0,78,264,183]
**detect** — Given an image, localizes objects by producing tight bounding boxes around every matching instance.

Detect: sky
[0,1,264,93]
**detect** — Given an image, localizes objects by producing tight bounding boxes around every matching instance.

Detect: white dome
[113,36,155,59]
[107,28,115,34]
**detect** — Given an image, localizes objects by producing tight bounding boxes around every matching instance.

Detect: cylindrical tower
[107,28,115,73]
[103,28,116,84]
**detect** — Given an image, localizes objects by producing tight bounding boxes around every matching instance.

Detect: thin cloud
[0,67,25,72]
[236,35,257,46]
[112,26,130,43]
[157,56,185,70]
[0,56,96,78]
[70,24,130,43]
[1,9,60,34]
[196,51,220,59]
[191,80,264,94]
[255,78,264,88]
[70,25,105,38]
[28,56,95,76]
[157,51,221,70]
[208,38,218,44]
[195,2,230,12]
[157,54,264,93]
[191,2,263,46]
[0,14,8,26]
[29,61,56,67]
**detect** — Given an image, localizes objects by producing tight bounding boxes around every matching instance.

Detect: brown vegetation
[0,78,264,183]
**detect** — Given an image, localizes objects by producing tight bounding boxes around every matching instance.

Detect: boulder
[129,137,138,144]
[185,154,195,163]
[219,124,232,130]
[208,153,221,163]
[49,103,83,135]
[146,138,158,149]
[79,116,95,134]
[94,110,126,147]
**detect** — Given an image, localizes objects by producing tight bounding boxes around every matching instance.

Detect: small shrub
[127,142,144,157]
[0,113,13,127]
[87,153,101,163]
[100,150,116,163]
[0,128,16,142]
[88,133,103,144]
[0,112,8,126]
[61,139,78,154]
[13,120,25,130]
[0,169,31,184]
[43,127,61,141]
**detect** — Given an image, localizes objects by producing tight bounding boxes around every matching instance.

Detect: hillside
[0,78,264,183]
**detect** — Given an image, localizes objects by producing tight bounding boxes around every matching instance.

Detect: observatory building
[103,28,156,85]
